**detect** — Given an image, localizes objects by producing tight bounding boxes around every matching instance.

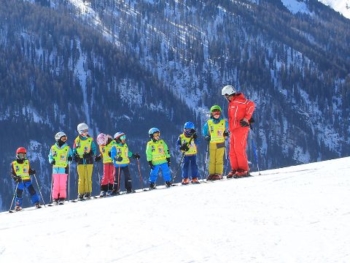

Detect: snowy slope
[1,157,349,263]
[281,0,350,19]
[319,0,350,19]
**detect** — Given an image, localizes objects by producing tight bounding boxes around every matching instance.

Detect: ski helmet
[184,122,195,130]
[210,105,222,112]
[96,133,108,145]
[221,85,236,96]
[148,127,160,138]
[16,147,27,160]
[16,147,27,154]
[55,132,67,142]
[77,123,89,134]
[114,132,125,140]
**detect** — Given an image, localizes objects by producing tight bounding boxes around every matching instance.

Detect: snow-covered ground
[319,0,350,19]
[1,157,350,263]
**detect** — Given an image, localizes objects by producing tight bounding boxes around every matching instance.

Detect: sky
[1,157,349,263]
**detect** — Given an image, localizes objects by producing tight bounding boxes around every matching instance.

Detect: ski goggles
[120,135,126,140]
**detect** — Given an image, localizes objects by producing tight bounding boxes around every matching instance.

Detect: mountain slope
[0,0,349,210]
[1,157,349,263]
[318,0,350,19]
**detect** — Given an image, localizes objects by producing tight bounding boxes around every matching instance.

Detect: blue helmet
[184,122,195,129]
[148,127,160,138]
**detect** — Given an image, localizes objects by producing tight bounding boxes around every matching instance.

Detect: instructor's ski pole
[250,131,261,175]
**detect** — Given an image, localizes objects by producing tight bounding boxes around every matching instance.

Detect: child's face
[153,132,160,140]
[212,110,221,119]
[80,129,89,137]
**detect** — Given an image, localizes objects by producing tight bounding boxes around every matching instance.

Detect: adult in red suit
[221,85,255,177]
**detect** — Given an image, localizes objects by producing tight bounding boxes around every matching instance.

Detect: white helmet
[96,133,108,145]
[55,132,67,141]
[221,85,236,96]
[77,123,89,134]
[114,132,125,140]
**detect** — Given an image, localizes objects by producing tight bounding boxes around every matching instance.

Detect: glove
[29,169,36,175]
[67,156,73,162]
[223,131,229,137]
[83,152,91,159]
[13,175,22,183]
[192,133,198,139]
[74,154,80,162]
[240,119,250,127]
[50,160,56,165]
[179,143,189,152]
[148,161,154,170]
[94,155,102,162]
[116,156,123,162]
[204,135,211,142]
[132,153,141,159]
[166,157,171,167]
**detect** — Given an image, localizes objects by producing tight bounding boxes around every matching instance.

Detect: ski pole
[33,174,46,206]
[223,138,230,177]
[68,161,71,201]
[171,153,186,184]
[202,141,210,182]
[96,163,101,185]
[9,182,19,212]
[49,173,53,204]
[136,158,144,189]
[116,166,121,193]
[250,131,261,175]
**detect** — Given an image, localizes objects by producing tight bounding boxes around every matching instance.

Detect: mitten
[50,160,56,165]
[13,175,22,183]
[74,154,80,162]
[223,131,229,137]
[148,161,154,170]
[132,153,141,159]
[94,155,102,162]
[29,169,36,175]
[180,143,189,152]
[67,156,73,162]
[166,157,171,167]
[116,156,123,162]
[192,133,198,139]
[240,119,250,127]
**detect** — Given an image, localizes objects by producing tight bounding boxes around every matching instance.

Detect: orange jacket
[227,93,255,131]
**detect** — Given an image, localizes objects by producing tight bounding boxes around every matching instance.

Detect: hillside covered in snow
[1,157,349,263]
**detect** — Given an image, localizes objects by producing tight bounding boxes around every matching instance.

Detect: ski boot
[182,178,190,185]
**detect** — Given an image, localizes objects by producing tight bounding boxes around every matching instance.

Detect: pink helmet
[96,133,108,145]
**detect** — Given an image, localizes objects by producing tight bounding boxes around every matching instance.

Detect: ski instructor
[221,85,255,178]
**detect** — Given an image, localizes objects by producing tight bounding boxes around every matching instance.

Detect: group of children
[10,85,255,211]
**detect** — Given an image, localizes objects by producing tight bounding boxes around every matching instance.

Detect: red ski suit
[227,93,255,172]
